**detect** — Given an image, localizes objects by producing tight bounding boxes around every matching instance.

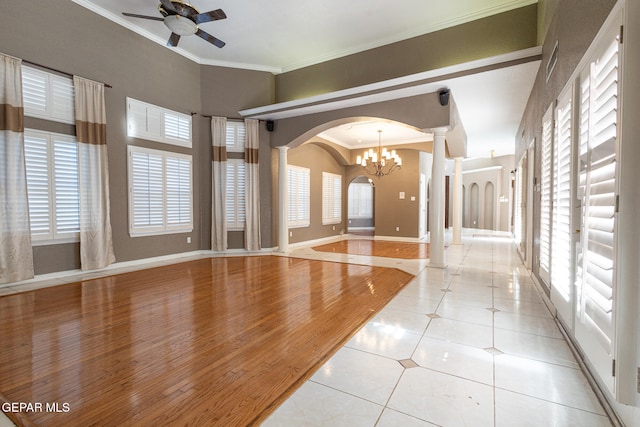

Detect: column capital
[276,145,290,152]
[430,127,449,137]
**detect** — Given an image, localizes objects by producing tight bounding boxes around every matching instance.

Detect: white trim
[239,47,542,120]
[462,165,503,174]
[288,234,346,250]
[1,250,208,289]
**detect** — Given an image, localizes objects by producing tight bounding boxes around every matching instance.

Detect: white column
[429,129,447,268]
[277,146,290,253]
[452,156,463,244]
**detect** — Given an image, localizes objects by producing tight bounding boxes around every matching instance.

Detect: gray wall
[275,5,538,102]
[287,143,345,243]
[0,0,274,273]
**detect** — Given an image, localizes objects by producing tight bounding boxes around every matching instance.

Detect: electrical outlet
[289,231,293,237]
[332,226,335,230]
[396,226,400,232]
[187,237,191,243]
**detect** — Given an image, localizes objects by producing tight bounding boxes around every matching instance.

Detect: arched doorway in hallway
[347,176,375,236]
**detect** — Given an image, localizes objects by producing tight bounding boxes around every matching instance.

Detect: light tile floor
[262,231,613,427]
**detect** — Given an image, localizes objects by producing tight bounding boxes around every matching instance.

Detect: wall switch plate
[399,192,405,199]
[396,226,400,231]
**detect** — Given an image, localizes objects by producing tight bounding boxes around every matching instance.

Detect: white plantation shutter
[126,98,191,147]
[22,66,74,124]
[130,149,164,231]
[288,165,310,228]
[539,105,553,283]
[551,92,573,301]
[322,172,341,225]
[166,156,192,228]
[226,121,246,153]
[128,146,192,236]
[24,130,80,241]
[53,137,80,234]
[24,132,51,237]
[22,68,47,116]
[164,113,191,143]
[576,38,619,353]
[226,159,246,230]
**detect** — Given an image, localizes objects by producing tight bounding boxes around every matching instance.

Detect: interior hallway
[263,230,613,426]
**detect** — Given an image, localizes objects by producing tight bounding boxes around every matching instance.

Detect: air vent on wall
[546,41,559,82]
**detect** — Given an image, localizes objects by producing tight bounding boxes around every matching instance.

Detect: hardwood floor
[0,256,413,426]
[313,239,432,259]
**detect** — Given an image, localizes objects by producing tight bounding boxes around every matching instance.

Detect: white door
[573,20,621,393]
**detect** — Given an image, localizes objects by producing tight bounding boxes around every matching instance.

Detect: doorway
[347,176,375,236]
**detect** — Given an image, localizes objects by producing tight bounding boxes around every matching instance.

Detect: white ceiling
[72,0,541,158]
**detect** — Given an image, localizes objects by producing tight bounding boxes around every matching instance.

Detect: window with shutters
[348,183,373,218]
[126,97,191,147]
[575,36,619,356]
[226,159,246,230]
[322,172,341,225]
[551,91,573,301]
[22,66,75,124]
[128,145,192,236]
[226,121,246,153]
[288,165,310,228]
[539,105,553,284]
[24,129,80,243]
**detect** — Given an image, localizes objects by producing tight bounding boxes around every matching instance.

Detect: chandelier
[356,130,402,178]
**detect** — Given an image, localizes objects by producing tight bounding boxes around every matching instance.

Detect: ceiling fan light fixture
[164,15,197,36]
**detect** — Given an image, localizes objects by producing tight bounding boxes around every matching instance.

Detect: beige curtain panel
[244,119,261,251]
[211,116,227,251]
[0,53,34,284]
[74,76,115,270]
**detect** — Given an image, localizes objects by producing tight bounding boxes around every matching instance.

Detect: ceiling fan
[122,0,226,48]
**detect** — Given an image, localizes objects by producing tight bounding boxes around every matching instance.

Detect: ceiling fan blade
[167,33,181,47]
[196,29,225,48]
[122,12,164,21]
[159,0,178,14]
[194,9,227,24]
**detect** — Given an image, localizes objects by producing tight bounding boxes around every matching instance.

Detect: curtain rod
[22,59,113,89]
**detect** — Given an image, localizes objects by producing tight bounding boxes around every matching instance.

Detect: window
[322,172,341,225]
[539,105,553,284]
[128,146,192,236]
[24,130,80,242]
[288,165,310,228]
[348,183,373,218]
[226,159,246,230]
[226,121,246,153]
[22,66,74,124]
[575,36,619,358]
[551,90,573,301]
[126,97,192,147]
